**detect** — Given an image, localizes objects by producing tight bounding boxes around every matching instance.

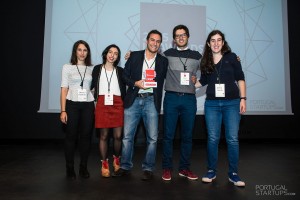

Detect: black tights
[99,127,122,160]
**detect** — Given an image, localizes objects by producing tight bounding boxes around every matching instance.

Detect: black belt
[137,93,153,98]
[166,91,193,96]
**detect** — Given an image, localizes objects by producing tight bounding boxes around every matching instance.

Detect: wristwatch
[240,97,247,100]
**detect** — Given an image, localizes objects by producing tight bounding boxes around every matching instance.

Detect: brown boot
[113,155,121,172]
[101,159,110,178]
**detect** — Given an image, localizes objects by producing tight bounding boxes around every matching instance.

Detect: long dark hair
[200,30,231,73]
[70,40,92,66]
[102,44,121,67]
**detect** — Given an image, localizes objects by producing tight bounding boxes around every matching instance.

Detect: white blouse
[98,67,121,96]
[61,64,95,102]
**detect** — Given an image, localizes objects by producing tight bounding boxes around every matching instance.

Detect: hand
[240,100,246,114]
[124,51,131,60]
[134,80,145,89]
[237,55,241,62]
[191,75,197,84]
[60,112,67,124]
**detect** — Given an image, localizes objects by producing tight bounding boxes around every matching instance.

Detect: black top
[200,52,245,100]
[91,64,126,102]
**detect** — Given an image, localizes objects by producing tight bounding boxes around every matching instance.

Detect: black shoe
[112,168,130,177]
[66,167,76,180]
[142,170,153,181]
[79,165,90,179]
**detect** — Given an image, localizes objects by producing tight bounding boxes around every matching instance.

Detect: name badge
[180,72,190,85]
[215,84,225,97]
[144,69,157,88]
[77,89,87,101]
[105,93,113,105]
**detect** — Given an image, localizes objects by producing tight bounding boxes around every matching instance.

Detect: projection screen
[40,0,292,115]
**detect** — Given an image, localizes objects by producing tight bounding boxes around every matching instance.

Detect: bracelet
[61,111,66,112]
[240,97,247,100]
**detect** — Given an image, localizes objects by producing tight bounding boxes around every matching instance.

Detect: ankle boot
[113,155,121,172]
[66,166,76,180]
[79,164,90,179]
[101,159,110,177]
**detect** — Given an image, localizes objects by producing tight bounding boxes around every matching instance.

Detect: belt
[137,93,154,98]
[166,91,193,96]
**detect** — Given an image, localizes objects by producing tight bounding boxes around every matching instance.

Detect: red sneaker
[179,169,198,180]
[162,169,171,181]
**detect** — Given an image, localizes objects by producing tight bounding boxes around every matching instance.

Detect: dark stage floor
[0,140,299,200]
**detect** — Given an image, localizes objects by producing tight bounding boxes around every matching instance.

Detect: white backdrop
[40,0,292,115]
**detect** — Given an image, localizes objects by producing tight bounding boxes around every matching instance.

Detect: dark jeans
[64,100,94,167]
[162,92,197,171]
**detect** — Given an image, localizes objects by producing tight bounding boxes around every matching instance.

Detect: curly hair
[200,30,231,74]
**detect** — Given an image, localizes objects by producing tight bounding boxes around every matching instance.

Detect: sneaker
[113,155,120,172]
[179,169,198,180]
[162,169,171,181]
[228,172,245,187]
[112,168,130,177]
[101,159,110,178]
[201,170,216,183]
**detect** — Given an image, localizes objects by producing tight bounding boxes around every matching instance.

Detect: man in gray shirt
[161,24,202,181]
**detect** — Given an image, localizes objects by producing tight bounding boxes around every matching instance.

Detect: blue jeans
[162,92,197,170]
[121,96,158,171]
[204,99,241,174]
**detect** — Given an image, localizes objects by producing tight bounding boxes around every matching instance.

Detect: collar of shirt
[176,46,189,51]
[144,52,157,61]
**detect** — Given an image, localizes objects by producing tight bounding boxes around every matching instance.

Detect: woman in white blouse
[60,40,95,180]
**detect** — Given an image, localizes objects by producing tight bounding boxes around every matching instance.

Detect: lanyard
[144,58,155,69]
[178,51,190,71]
[76,65,87,88]
[104,65,115,93]
[215,59,223,84]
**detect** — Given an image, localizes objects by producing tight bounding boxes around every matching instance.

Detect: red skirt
[94,95,124,128]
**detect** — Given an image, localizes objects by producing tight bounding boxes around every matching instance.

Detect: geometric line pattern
[234,0,273,88]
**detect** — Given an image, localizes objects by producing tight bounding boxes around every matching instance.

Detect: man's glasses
[175,33,187,39]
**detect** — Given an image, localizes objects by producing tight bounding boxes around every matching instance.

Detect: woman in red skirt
[91,44,126,177]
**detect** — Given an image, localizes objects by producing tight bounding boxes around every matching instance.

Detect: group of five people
[59,24,246,187]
